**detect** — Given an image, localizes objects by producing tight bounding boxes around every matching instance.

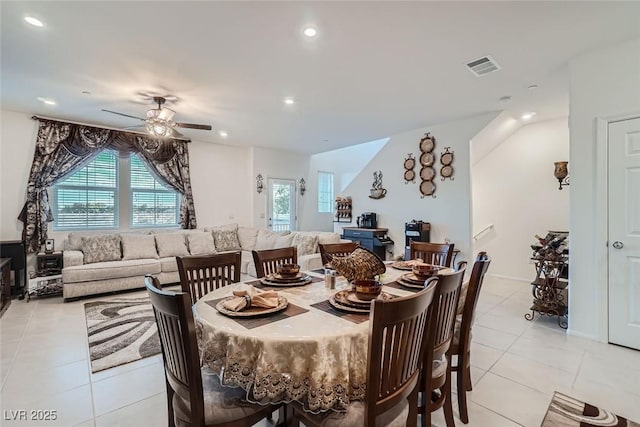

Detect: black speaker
[0,240,27,299]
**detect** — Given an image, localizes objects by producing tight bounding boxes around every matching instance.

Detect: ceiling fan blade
[171,129,185,138]
[175,122,212,130]
[121,125,146,130]
[102,109,146,121]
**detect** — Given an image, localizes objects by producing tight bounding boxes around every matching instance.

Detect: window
[130,155,180,228]
[52,150,180,230]
[317,171,334,213]
[53,150,118,230]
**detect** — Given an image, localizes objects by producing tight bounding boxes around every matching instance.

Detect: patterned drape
[18,118,197,252]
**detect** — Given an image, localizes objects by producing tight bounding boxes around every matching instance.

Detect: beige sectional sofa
[61,224,341,300]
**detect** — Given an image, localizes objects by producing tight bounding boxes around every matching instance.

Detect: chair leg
[457,353,470,424]
[465,362,473,391]
[285,404,297,427]
[166,381,176,427]
[408,391,419,427]
[443,355,456,427]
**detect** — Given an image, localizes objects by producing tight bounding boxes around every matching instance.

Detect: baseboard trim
[566,328,600,342]
[489,273,530,283]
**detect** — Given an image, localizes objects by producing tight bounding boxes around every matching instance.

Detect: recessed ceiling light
[303,27,317,38]
[24,16,44,27]
[499,96,512,105]
[284,98,295,105]
[521,112,536,120]
[527,84,539,90]
[37,97,56,106]
[218,130,228,138]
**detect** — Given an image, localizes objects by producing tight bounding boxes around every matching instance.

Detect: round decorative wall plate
[420,152,435,167]
[404,157,416,170]
[420,135,435,152]
[440,165,453,179]
[404,170,416,182]
[420,167,435,181]
[441,152,453,166]
[420,180,436,197]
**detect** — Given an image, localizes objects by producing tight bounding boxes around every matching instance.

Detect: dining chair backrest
[145,275,205,426]
[319,242,359,266]
[364,280,438,425]
[458,252,491,351]
[251,247,298,278]
[177,252,241,305]
[410,242,455,267]
[427,267,465,363]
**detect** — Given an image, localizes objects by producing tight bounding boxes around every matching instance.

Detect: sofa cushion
[237,227,259,251]
[273,233,295,249]
[121,234,159,260]
[154,233,190,258]
[63,259,161,283]
[254,229,290,250]
[159,257,179,273]
[318,232,341,246]
[240,250,253,274]
[293,233,319,256]
[210,224,241,252]
[187,231,216,255]
[80,234,121,264]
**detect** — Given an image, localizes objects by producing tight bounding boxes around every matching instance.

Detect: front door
[608,117,640,350]
[267,179,297,232]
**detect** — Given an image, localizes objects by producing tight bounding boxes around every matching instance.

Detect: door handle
[612,241,624,249]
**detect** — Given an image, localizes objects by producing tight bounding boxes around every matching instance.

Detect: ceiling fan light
[145,121,173,138]
[146,109,161,120]
[158,107,175,121]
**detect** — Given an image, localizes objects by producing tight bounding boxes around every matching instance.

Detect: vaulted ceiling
[2,1,639,153]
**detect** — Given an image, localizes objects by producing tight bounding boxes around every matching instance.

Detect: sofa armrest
[63,250,84,267]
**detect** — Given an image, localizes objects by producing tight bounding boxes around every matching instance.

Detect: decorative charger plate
[270,272,307,282]
[216,296,288,317]
[396,278,425,290]
[333,290,395,309]
[260,275,312,287]
[391,260,418,270]
[401,272,438,285]
[329,295,371,313]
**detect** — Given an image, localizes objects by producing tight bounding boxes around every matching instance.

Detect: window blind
[130,155,180,227]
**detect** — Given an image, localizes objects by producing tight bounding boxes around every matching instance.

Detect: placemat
[206,298,309,329]
[383,280,422,293]
[310,299,370,324]
[246,276,324,290]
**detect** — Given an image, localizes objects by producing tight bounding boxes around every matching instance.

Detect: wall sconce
[299,178,306,196]
[554,161,570,190]
[256,174,264,194]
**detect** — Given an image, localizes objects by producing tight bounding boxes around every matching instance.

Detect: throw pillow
[211,225,241,252]
[293,233,319,256]
[329,247,386,281]
[318,232,341,246]
[237,227,259,251]
[187,232,216,255]
[80,234,121,264]
[154,233,190,258]
[254,229,290,250]
[121,234,159,260]
[273,233,295,249]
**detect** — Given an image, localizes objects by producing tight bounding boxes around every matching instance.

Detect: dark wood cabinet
[341,227,393,260]
[37,251,63,276]
[1,258,11,318]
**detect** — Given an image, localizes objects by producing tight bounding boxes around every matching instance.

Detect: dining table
[192,263,452,413]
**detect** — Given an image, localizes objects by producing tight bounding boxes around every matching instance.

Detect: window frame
[317,171,334,213]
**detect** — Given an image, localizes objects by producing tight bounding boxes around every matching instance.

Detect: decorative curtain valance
[18,118,197,252]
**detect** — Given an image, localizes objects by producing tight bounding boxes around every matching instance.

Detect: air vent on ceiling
[466,55,501,77]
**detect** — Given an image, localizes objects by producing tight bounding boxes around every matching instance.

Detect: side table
[27,274,63,301]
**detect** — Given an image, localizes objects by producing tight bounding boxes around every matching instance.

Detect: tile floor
[1,276,639,427]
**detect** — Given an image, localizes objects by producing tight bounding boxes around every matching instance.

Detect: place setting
[259,263,317,287]
[386,261,448,291]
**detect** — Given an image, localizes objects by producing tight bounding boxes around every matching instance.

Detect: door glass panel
[268,180,296,232]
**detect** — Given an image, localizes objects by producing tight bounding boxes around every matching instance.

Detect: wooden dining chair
[145,275,280,427]
[289,280,439,427]
[418,267,465,427]
[445,252,491,424]
[318,242,359,266]
[251,247,297,278]
[177,252,242,305]
[410,242,455,268]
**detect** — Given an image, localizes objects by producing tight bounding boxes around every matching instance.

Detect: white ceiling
[2,2,639,154]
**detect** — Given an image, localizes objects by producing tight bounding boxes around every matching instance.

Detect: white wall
[0,109,253,249]
[472,118,570,281]
[333,112,498,263]
[568,37,640,341]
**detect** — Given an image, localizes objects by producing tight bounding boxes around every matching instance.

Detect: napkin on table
[222,285,279,312]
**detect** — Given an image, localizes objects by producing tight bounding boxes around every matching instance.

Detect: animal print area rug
[84,296,160,372]
[541,392,639,427]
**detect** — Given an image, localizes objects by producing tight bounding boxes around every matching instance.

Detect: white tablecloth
[193,267,411,412]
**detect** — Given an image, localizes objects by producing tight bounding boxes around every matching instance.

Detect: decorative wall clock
[440,147,455,181]
[403,154,416,183]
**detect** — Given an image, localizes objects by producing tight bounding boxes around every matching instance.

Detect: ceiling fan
[102,96,212,138]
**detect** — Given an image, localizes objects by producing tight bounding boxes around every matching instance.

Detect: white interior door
[608,117,640,350]
[267,179,297,232]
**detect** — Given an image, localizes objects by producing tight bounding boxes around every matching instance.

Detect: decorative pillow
[211,225,241,252]
[293,233,319,256]
[237,227,259,251]
[80,234,121,264]
[187,232,216,255]
[121,234,159,260]
[273,233,295,249]
[154,233,190,258]
[329,247,386,281]
[254,229,290,250]
[318,232,341,246]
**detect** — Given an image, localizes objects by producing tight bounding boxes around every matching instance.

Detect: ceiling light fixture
[37,97,56,106]
[284,98,295,105]
[218,130,228,138]
[24,16,44,27]
[303,27,317,38]
[521,112,536,120]
[527,84,539,90]
[499,96,512,104]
